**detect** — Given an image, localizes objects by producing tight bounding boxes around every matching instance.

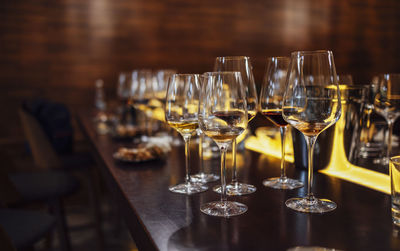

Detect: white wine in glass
[165,74,208,194]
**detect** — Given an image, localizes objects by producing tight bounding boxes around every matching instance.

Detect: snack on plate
[113,145,167,162]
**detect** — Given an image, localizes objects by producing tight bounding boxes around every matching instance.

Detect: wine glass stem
[231,139,238,185]
[387,120,394,162]
[199,131,205,175]
[220,145,228,203]
[183,135,191,184]
[304,135,317,198]
[279,126,287,180]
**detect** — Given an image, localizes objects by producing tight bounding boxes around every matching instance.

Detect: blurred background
[0,0,400,249]
[1,0,400,145]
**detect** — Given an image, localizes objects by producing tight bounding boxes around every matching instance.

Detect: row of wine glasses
[164,50,342,216]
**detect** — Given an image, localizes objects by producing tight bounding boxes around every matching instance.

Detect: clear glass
[260,57,303,189]
[130,69,156,139]
[190,129,220,183]
[390,156,400,227]
[282,50,341,213]
[165,74,208,194]
[199,72,248,217]
[117,72,135,125]
[212,56,257,195]
[374,74,400,167]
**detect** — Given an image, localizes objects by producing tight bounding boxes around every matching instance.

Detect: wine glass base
[213,183,257,196]
[285,197,337,213]
[200,201,247,217]
[263,177,303,190]
[169,182,208,195]
[190,173,219,183]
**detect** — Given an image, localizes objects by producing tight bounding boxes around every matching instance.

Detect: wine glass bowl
[282,50,341,213]
[374,74,400,167]
[199,72,248,217]
[260,56,304,190]
[165,74,208,194]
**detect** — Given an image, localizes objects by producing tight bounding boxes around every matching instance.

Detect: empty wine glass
[213,56,257,195]
[374,74,400,167]
[165,74,208,194]
[199,72,248,217]
[260,57,304,189]
[282,50,341,213]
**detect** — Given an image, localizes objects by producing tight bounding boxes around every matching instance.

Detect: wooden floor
[1,0,400,145]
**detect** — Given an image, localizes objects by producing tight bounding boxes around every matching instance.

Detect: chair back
[0,225,16,251]
[19,108,62,169]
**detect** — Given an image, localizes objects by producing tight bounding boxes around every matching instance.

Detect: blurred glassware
[259,56,303,189]
[117,72,135,125]
[154,69,177,103]
[94,79,109,134]
[349,77,387,165]
[153,69,181,143]
[374,74,400,168]
[212,56,257,196]
[130,69,156,138]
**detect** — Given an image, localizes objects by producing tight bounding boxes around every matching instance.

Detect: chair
[0,208,55,251]
[0,154,78,251]
[19,105,104,251]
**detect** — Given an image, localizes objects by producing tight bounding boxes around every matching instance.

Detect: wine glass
[190,75,220,183]
[165,74,208,194]
[282,50,341,213]
[260,57,304,189]
[213,56,257,195]
[130,69,157,138]
[199,72,248,217]
[374,74,400,167]
[117,72,134,125]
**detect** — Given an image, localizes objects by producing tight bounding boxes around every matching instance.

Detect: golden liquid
[204,127,245,144]
[167,121,198,135]
[296,122,327,137]
[248,110,257,122]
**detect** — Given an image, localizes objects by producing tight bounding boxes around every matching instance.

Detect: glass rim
[291,50,333,56]
[390,156,400,164]
[202,71,241,76]
[215,56,250,60]
[171,73,200,77]
[266,56,290,60]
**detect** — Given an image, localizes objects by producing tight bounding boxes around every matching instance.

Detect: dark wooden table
[77,110,400,251]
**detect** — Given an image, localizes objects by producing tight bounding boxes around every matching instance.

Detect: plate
[113,146,166,163]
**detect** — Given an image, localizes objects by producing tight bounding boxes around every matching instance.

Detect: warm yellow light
[245,127,294,163]
[152,108,165,122]
[319,109,390,194]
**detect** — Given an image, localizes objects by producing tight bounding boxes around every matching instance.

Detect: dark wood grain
[77,109,400,251]
[2,0,400,144]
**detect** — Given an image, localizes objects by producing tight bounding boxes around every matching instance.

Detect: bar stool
[0,208,56,251]
[19,105,104,251]
[0,157,79,251]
